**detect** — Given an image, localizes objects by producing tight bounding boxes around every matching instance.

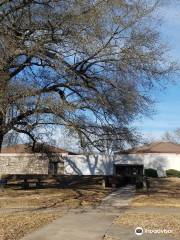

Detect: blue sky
[132,2,180,141]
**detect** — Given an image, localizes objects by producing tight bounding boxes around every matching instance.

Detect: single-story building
[0,142,180,178]
[114,141,180,177]
[63,142,180,178]
[0,143,77,175]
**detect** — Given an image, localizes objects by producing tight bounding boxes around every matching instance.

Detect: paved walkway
[100,185,136,209]
[21,185,135,240]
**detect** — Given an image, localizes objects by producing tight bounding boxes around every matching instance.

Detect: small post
[145,177,150,196]
[0,174,7,192]
[0,180,4,192]
[23,178,29,189]
[102,179,106,189]
[36,178,42,188]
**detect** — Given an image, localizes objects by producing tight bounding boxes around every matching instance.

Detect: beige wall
[115,153,180,177]
[64,153,180,177]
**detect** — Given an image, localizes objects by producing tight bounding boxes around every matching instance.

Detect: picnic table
[22,176,43,189]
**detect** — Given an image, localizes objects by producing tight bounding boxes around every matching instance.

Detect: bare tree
[162,129,180,143]
[2,130,25,146]
[0,0,177,152]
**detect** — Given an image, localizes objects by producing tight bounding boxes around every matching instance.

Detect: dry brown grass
[0,176,111,240]
[0,189,95,209]
[114,212,180,237]
[132,177,180,207]
[0,176,111,209]
[112,178,180,239]
[0,211,62,240]
[0,188,109,209]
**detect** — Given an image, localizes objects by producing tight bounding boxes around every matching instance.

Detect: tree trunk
[0,132,4,152]
[0,72,9,153]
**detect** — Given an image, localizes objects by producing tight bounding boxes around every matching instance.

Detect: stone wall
[0,154,49,174]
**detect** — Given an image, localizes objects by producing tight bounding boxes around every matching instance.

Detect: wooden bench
[23,177,43,189]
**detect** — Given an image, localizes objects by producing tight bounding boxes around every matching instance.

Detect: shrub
[166,169,180,178]
[144,168,158,178]
[0,174,9,180]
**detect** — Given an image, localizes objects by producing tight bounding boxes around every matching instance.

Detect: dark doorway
[48,161,58,176]
[114,164,144,185]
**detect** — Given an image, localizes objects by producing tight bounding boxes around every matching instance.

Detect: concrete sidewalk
[21,185,135,240]
[22,210,116,240]
[100,185,136,209]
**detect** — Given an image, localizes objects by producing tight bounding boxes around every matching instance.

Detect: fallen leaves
[0,211,62,240]
[0,178,111,240]
[114,212,180,237]
[132,177,180,207]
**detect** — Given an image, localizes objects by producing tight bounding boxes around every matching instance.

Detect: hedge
[144,168,158,178]
[166,169,180,178]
